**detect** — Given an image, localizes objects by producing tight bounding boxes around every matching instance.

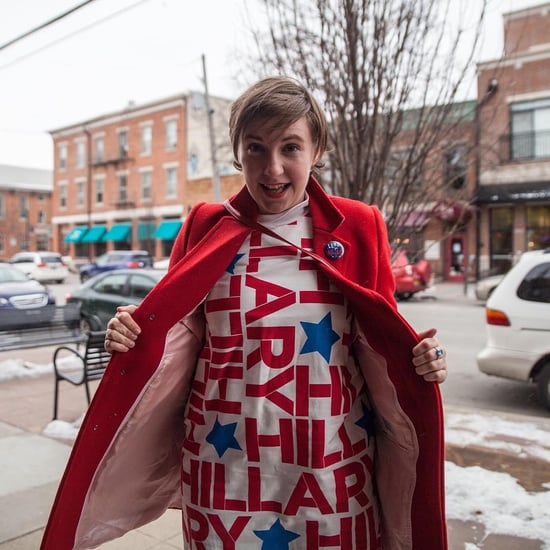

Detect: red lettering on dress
[284,472,333,515]
[246,326,295,369]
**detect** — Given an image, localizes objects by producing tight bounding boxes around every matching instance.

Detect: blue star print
[226,253,245,274]
[254,518,300,549]
[355,401,376,445]
[300,312,340,362]
[206,417,242,457]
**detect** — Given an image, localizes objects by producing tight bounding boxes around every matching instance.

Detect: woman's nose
[263,153,284,177]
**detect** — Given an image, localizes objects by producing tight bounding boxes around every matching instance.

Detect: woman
[42,77,447,549]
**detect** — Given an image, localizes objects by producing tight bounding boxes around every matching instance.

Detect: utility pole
[202,54,221,202]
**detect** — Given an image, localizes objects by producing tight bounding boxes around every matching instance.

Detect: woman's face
[237,117,318,214]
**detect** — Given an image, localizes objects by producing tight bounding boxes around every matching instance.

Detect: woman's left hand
[412,328,447,383]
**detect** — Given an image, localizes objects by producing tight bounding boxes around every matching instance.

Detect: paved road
[398,286,548,419]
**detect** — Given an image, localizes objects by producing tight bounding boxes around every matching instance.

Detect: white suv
[477,249,550,410]
[9,251,69,284]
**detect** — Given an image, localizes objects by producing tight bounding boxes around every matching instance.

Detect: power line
[0,0,98,52]
[0,0,152,72]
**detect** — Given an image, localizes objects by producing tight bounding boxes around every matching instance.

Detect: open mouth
[260,183,290,195]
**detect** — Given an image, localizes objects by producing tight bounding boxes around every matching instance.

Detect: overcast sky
[0,0,545,170]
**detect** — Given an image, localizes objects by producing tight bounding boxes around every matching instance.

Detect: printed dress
[181,204,380,549]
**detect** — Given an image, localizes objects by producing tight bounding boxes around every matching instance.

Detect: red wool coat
[41,178,447,549]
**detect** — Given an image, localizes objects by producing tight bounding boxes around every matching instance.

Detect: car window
[40,254,63,264]
[128,274,156,299]
[0,265,30,283]
[92,273,128,295]
[517,262,550,303]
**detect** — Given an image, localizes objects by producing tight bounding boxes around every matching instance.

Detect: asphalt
[0,282,548,549]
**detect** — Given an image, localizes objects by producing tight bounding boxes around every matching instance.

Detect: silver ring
[435,347,443,359]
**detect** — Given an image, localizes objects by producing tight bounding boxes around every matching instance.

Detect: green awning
[137,222,156,240]
[64,226,88,243]
[81,225,107,243]
[102,223,132,242]
[153,220,182,240]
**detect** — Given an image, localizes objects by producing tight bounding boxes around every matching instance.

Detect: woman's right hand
[104,304,141,353]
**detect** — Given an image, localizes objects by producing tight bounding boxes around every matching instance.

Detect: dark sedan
[0,263,56,329]
[66,268,166,332]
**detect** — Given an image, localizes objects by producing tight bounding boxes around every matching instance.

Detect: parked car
[79,250,154,282]
[391,250,432,301]
[475,273,505,301]
[9,251,69,284]
[477,248,550,410]
[0,263,56,330]
[66,268,166,332]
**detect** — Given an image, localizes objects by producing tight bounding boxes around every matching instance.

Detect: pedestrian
[42,76,448,550]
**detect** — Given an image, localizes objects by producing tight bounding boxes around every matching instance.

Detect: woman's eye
[247,143,263,153]
[285,144,300,153]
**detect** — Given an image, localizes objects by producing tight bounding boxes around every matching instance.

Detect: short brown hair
[229,76,328,171]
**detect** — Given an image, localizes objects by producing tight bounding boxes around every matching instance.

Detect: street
[398,290,549,419]
[50,273,549,419]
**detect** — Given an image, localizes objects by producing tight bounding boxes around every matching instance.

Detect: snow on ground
[2,357,550,547]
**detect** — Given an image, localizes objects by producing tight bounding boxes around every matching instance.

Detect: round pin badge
[324,240,345,260]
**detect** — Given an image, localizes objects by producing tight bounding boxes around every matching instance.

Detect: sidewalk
[0,334,548,549]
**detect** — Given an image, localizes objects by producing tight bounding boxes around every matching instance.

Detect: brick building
[0,164,53,259]
[476,2,550,276]
[50,92,242,263]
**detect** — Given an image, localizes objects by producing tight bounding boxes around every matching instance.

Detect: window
[489,207,513,273]
[95,136,104,163]
[526,206,550,251]
[0,234,4,254]
[76,180,85,207]
[165,166,177,197]
[517,262,550,303]
[141,170,152,200]
[59,183,67,208]
[119,130,128,158]
[510,99,550,160]
[37,210,45,224]
[165,119,178,149]
[0,193,4,218]
[19,196,28,218]
[444,145,467,190]
[141,125,152,155]
[118,173,128,203]
[128,274,155,299]
[76,140,86,168]
[95,176,104,204]
[58,143,67,170]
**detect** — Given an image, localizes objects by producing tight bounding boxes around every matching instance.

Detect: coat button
[324,241,345,259]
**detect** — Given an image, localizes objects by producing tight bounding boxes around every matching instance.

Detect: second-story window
[141,170,152,200]
[76,140,86,168]
[165,119,178,149]
[58,143,67,170]
[118,173,128,203]
[511,98,550,160]
[141,125,152,155]
[76,180,85,207]
[95,176,104,204]
[95,136,104,163]
[59,183,67,208]
[37,210,45,224]
[19,195,28,218]
[0,193,4,218]
[445,145,467,190]
[119,130,128,158]
[165,166,177,198]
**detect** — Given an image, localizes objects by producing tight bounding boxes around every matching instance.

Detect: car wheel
[536,361,550,411]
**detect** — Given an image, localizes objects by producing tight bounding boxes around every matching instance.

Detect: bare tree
[245,0,488,242]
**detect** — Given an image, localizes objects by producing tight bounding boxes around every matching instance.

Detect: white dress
[181,201,379,549]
